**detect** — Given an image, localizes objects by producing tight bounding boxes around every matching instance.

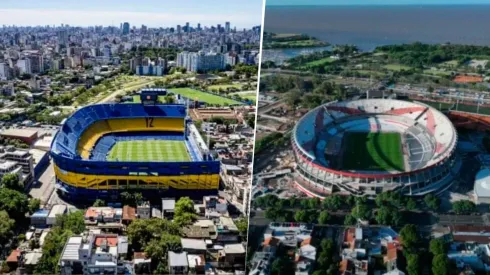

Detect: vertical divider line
[245,0,267,268]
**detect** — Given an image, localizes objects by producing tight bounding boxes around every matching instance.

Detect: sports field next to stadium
[170,88,241,105]
[341,132,404,172]
[107,140,191,162]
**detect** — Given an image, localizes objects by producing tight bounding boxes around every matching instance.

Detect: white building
[177,51,225,73]
[168,251,189,274]
[16,59,31,74]
[59,233,128,275]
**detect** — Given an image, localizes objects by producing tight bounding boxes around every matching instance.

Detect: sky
[0,0,264,28]
[267,0,490,5]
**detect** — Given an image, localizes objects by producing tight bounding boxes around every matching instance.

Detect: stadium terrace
[292,99,460,198]
[50,92,219,200]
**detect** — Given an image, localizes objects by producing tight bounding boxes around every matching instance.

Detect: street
[28,162,55,206]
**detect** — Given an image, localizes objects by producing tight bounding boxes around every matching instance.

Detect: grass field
[230,91,257,102]
[442,60,459,67]
[170,88,241,105]
[383,64,413,71]
[107,140,190,162]
[304,57,335,67]
[208,84,243,92]
[342,132,404,171]
[355,70,386,77]
[423,69,453,76]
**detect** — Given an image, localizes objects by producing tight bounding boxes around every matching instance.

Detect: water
[263,5,490,62]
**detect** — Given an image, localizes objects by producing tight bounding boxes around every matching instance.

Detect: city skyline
[0,0,263,28]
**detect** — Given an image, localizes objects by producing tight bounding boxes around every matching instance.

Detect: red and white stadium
[292,99,461,198]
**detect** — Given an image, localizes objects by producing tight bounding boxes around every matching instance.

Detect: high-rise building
[185,22,190,33]
[197,23,201,31]
[16,59,31,75]
[122,22,130,35]
[103,46,112,58]
[0,63,11,80]
[129,56,143,72]
[57,30,69,46]
[225,22,231,33]
[177,51,225,73]
[28,54,44,74]
[176,25,182,34]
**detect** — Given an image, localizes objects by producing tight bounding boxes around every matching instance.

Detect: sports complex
[50,89,220,200]
[292,99,461,198]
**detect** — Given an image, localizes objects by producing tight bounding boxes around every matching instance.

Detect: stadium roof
[1,128,37,138]
[474,168,490,198]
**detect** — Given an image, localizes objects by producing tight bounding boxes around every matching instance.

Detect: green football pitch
[341,132,405,172]
[107,140,191,162]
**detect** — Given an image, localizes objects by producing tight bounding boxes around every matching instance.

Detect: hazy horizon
[0,0,263,28]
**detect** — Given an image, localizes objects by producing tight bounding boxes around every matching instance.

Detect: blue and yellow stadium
[50,90,220,200]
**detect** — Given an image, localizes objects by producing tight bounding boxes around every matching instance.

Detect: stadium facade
[50,92,219,200]
[292,99,460,198]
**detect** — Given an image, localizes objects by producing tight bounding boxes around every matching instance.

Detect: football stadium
[292,99,461,198]
[50,89,220,200]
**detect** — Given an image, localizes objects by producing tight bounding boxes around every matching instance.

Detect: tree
[1,173,22,191]
[322,195,343,210]
[0,210,14,246]
[235,217,248,241]
[271,257,294,275]
[28,198,41,214]
[351,201,372,220]
[432,254,449,275]
[35,226,74,274]
[344,214,357,225]
[265,207,280,220]
[452,200,476,214]
[285,88,302,109]
[406,253,420,275]
[375,206,402,226]
[400,224,418,249]
[316,239,338,273]
[56,210,85,234]
[318,211,330,225]
[120,191,144,206]
[174,197,197,226]
[295,210,306,222]
[154,261,168,275]
[309,198,321,209]
[127,218,181,251]
[424,194,441,211]
[430,239,446,255]
[92,199,105,207]
[0,187,29,219]
[406,198,417,211]
[144,232,181,273]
